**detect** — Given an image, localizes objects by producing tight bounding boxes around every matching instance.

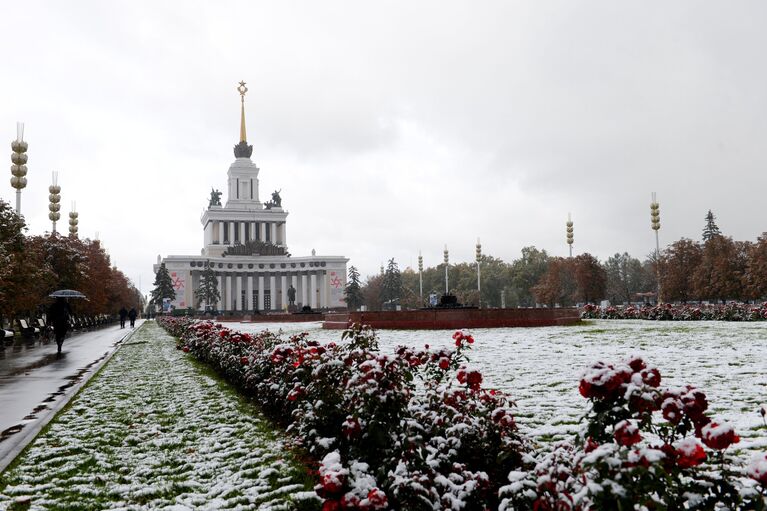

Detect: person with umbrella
[47,290,86,355]
[48,297,71,355]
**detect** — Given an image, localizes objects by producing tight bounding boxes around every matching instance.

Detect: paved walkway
[0,323,140,468]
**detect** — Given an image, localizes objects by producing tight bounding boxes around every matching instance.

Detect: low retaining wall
[214,313,325,323]
[323,308,580,330]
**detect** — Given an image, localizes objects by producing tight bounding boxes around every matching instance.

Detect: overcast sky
[2,1,766,296]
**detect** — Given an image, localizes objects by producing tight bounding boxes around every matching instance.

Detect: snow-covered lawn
[235,319,767,461]
[0,322,318,511]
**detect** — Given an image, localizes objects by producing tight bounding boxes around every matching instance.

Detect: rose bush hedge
[158,317,767,510]
[582,302,767,321]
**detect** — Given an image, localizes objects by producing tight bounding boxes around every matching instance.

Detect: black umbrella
[48,289,88,299]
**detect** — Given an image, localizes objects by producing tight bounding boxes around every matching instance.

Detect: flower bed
[158,317,767,510]
[582,302,767,321]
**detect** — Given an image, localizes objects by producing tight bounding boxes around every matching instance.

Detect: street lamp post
[651,193,661,303]
[443,245,449,295]
[418,251,423,306]
[69,202,79,238]
[475,238,482,308]
[10,122,28,215]
[566,213,574,257]
[49,172,61,233]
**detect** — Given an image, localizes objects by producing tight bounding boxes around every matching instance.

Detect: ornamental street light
[69,202,79,238]
[651,192,661,303]
[475,238,482,308]
[10,122,28,215]
[418,251,423,305]
[49,172,61,233]
[566,213,574,257]
[443,245,449,295]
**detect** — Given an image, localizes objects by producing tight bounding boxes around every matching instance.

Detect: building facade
[155,83,348,312]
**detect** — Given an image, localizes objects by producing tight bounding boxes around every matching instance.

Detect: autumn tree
[692,236,748,303]
[604,253,648,304]
[362,273,384,311]
[659,238,702,303]
[508,247,549,307]
[744,233,767,300]
[344,265,364,310]
[532,257,577,306]
[572,253,607,304]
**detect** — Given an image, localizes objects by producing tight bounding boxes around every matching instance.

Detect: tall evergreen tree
[344,265,364,310]
[381,258,402,304]
[702,210,722,241]
[151,262,176,308]
[195,264,220,308]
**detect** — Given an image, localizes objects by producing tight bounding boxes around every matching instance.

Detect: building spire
[238,81,248,143]
[233,81,254,158]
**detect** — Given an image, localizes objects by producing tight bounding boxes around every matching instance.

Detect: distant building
[155,84,348,312]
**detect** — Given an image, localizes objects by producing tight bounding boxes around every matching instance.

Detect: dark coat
[119,307,128,319]
[128,308,137,320]
[49,299,71,336]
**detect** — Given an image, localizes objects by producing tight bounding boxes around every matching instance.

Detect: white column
[235,275,243,311]
[229,222,235,245]
[250,222,256,241]
[301,274,308,307]
[271,223,277,244]
[318,272,326,309]
[310,273,318,309]
[239,222,246,243]
[217,276,223,310]
[225,275,232,311]
[280,275,287,310]
[218,222,225,244]
[280,222,286,246]
[258,275,265,310]
[270,276,276,311]
[247,275,254,311]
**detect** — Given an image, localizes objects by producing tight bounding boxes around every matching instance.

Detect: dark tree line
[0,199,142,321]
[347,211,767,309]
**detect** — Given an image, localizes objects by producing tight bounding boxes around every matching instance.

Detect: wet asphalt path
[0,322,142,468]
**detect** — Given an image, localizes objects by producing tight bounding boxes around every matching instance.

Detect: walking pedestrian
[48,297,71,355]
[119,306,128,329]
[128,307,137,328]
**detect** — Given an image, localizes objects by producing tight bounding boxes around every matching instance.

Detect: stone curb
[0,323,143,473]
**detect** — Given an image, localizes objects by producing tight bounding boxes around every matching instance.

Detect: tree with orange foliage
[744,233,767,300]
[659,239,702,303]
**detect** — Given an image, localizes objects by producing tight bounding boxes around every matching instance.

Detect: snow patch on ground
[0,322,317,510]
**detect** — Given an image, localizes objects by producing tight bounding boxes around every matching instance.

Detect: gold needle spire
[237,81,248,143]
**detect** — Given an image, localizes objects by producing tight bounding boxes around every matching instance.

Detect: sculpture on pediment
[265,189,282,209]
[209,188,222,207]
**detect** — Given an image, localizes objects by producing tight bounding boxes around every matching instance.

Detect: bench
[1,320,14,342]
[17,319,40,338]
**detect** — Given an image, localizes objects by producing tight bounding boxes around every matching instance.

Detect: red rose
[701,422,740,450]
[640,368,661,387]
[466,370,483,390]
[661,397,683,424]
[439,358,450,370]
[182,346,190,353]
[240,356,249,365]
[674,439,707,468]
[682,387,708,420]
[614,420,642,447]
[366,488,388,509]
[628,357,646,372]
[341,416,361,439]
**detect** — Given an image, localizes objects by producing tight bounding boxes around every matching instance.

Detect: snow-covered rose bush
[500,355,767,510]
[581,302,767,322]
[159,318,528,510]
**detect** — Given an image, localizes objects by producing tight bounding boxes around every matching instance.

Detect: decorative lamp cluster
[68,202,79,237]
[566,213,574,257]
[417,251,423,304]
[443,245,449,294]
[475,238,482,308]
[49,171,61,233]
[10,122,28,214]
[651,192,661,303]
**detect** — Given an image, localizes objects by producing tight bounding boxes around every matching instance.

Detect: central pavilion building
[155,83,348,313]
